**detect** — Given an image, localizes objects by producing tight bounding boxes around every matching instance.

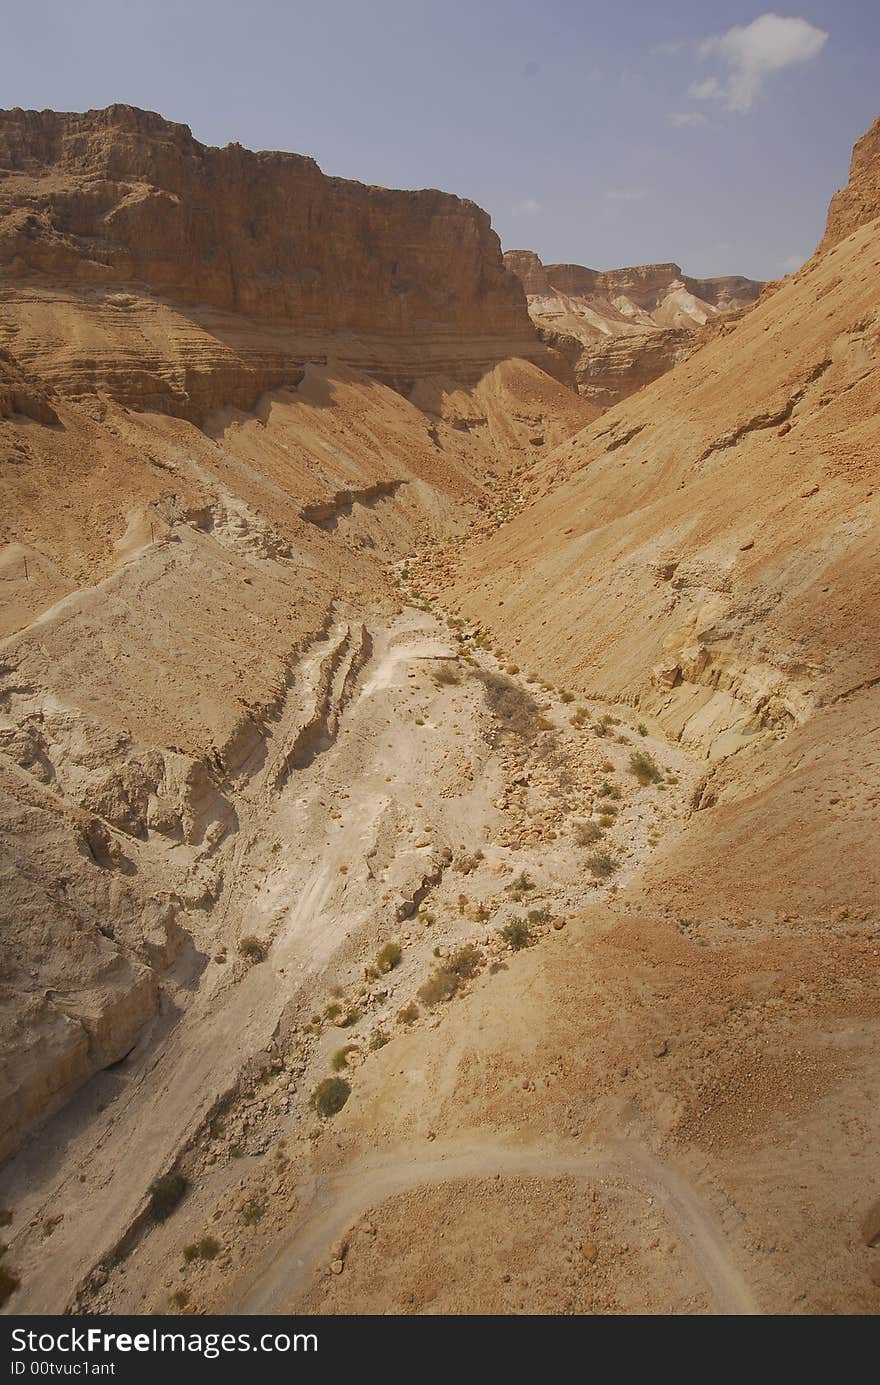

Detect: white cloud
[669,111,708,128]
[782,252,805,273]
[690,13,828,113]
[605,187,647,203]
[688,76,721,101]
[511,198,542,216]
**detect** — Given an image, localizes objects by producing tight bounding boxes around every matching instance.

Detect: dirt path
[238,1135,757,1315]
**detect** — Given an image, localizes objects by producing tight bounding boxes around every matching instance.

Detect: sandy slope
[2,107,880,1320]
[1,591,701,1314]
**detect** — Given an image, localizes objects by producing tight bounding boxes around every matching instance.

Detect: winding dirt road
[238,1136,758,1315]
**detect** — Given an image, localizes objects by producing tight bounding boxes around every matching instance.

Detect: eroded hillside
[504,249,763,407]
[0,107,878,1319]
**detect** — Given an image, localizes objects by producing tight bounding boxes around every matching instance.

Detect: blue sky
[2,2,878,279]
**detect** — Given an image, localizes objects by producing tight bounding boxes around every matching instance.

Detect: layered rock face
[820,114,880,251]
[419,123,880,1313]
[0,105,563,417]
[0,108,595,1166]
[444,116,880,845]
[504,249,762,407]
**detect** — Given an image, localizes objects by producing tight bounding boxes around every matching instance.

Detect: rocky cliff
[0,105,563,417]
[504,249,762,407]
[820,114,880,252]
[0,108,597,1171]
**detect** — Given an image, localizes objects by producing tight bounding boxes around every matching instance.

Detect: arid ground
[1,105,879,1316]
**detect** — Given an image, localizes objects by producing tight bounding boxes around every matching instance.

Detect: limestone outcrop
[504,249,762,407]
[820,114,880,252]
[0,105,561,417]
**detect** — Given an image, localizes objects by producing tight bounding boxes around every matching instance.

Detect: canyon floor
[3,577,718,1314]
[2,104,879,1319]
[4,563,876,1315]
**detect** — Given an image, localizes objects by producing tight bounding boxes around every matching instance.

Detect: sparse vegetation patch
[629,750,663,785]
[148,1173,189,1223]
[310,1077,351,1117]
[587,851,619,878]
[499,917,532,950]
[238,935,267,964]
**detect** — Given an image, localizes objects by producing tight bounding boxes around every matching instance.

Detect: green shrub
[595,781,623,803]
[196,1236,220,1260]
[338,1007,361,1028]
[332,1046,356,1072]
[324,1002,342,1020]
[396,1002,419,1025]
[148,1173,189,1223]
[376,941,402,974]
[560,690,575,703]
[310,1077,351,1117]
[629,750,663,785]
[637,723,648,736]
[587,851,618,878]
[499,918,531,950]
[369,1028,390,1051]
[170,1289,189,1309]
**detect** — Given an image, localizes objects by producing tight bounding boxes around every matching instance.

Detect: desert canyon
[0,104,878,1316]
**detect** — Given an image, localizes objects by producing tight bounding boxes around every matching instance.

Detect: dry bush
[573,820,603,846]
[447,943,483,978]
[238,935,267,963]
[588,851,618,878]
[432,662,460,687]
[418,967,460,1006]
[376,941,402,973]
[240,1197,266,1226]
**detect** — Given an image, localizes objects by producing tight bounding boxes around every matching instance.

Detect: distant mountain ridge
[504,249,763,407]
